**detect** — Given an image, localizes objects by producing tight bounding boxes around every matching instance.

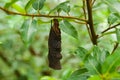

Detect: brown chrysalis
[48,19,62,70]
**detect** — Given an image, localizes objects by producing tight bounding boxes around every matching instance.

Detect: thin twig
[111,42,119,54]
[86,0,97,45]
[83,0,87,19]
[98,31,115,38]
[74,20,87,24]
[82,0,92,42]
[102,23,120,33]
[0,6,87,22]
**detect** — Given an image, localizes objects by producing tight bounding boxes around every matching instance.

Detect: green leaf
[32,0,46,10]
[92,46,102,61]
[113,13,120,18]
[102,0,119,13]
[67,68,88,80]
[102,49,120,73]
[116,28,120,43]
[75,47,88,61]
[62,69,72,80]
[99,49,110,64]
[86,46,110,75]
[41,76,56,80]
[20,19,29,44]
[25,0,35,11]
[59,3,70,14]
[49,1,70,14]
[92,46,110,64]
[12,3,25,13]
[20,19,37,47]
[60,20,78,39]
[88,75,101,80]
[4,0,18,8]
[109,72,120,79]
[108,13,118,25]
[28,20,37,43]
[85,57,101,75]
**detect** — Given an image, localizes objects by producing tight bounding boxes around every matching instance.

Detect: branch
[82,0,92,43]
[86,0,97,45]
[111,42,119,54]
[102,23,120,33]
[0,6,87,22]
[83,0,87,19]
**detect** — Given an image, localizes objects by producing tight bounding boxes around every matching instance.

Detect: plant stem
[86,0,97,45]
[0,6,87,22]
[111,42,119,54]
[102,23,120,33]
[83,0,92,43]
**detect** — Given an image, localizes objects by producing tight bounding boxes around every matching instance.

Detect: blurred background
[0,0,119,80]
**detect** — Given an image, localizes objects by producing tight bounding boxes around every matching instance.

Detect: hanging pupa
[48,19,62,70]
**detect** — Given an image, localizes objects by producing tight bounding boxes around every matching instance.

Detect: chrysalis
[48,19,62,70]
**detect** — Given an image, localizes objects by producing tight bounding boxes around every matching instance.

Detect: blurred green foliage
[0,0,120,80]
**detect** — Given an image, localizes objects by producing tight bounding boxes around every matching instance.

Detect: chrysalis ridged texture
[48,19,62,70]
